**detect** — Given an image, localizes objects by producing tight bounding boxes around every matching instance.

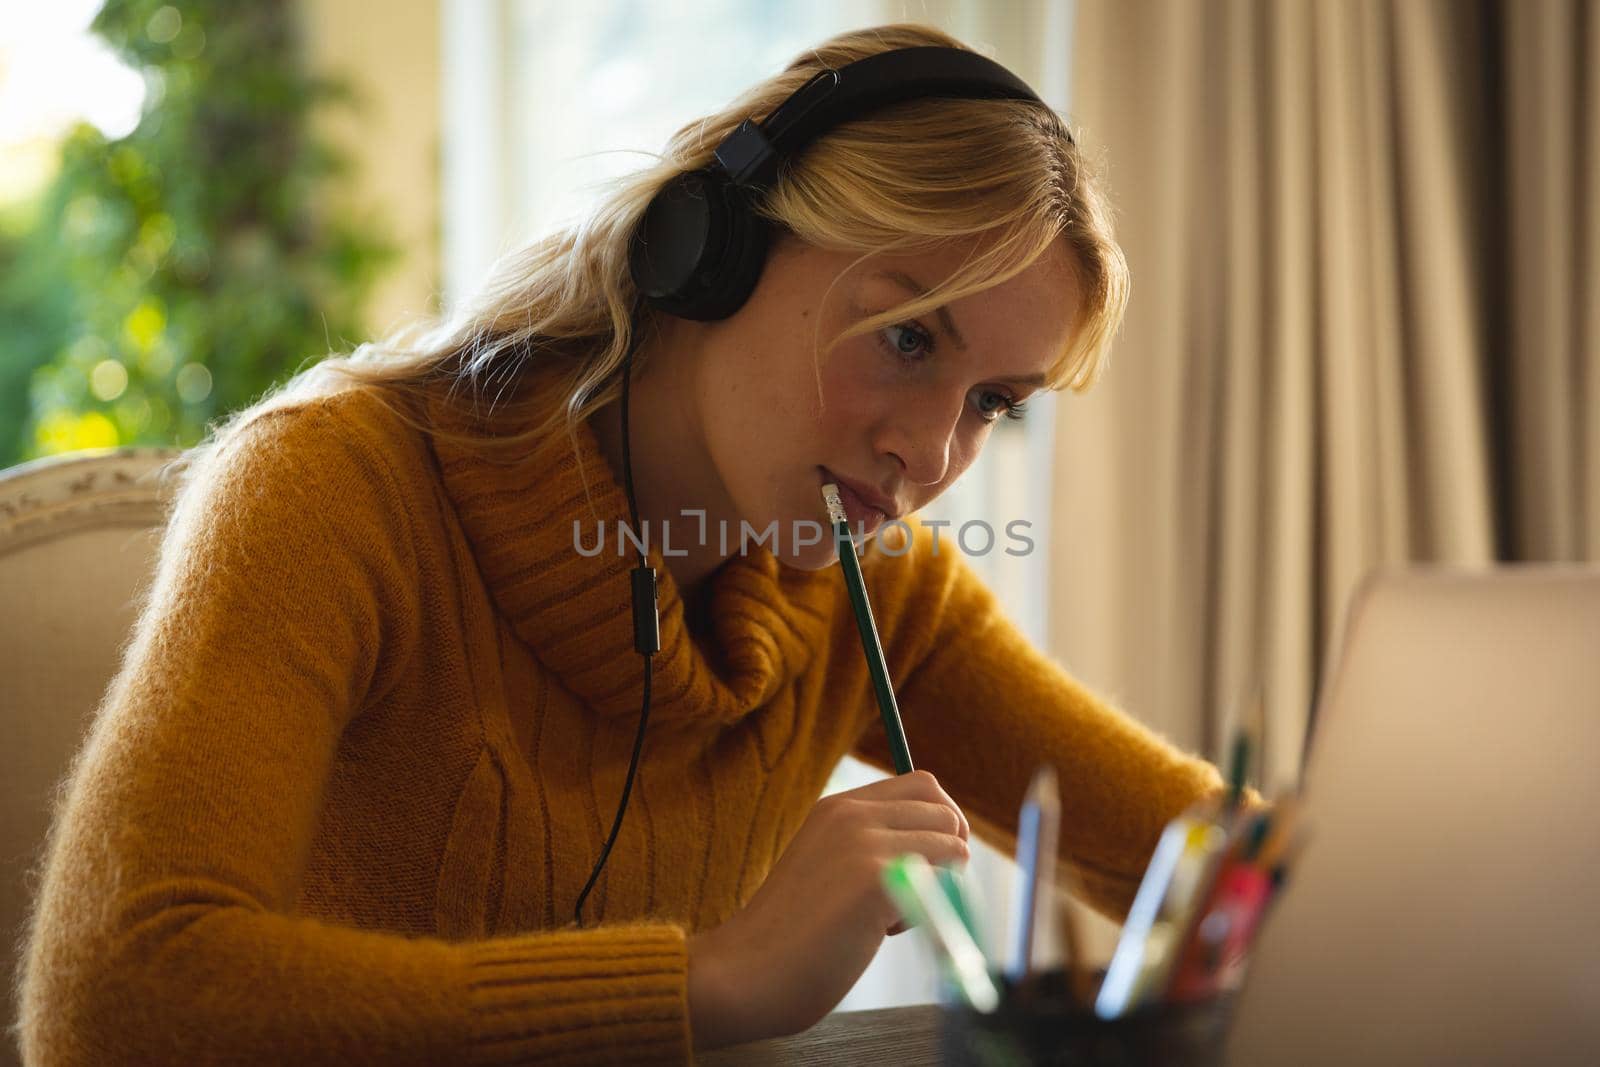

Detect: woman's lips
[819,467,887,535]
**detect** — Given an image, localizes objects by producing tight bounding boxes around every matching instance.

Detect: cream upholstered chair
[1,447,183,1066]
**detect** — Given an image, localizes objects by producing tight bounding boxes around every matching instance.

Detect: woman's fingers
[877,827,970,868]
[872,799,969,840]
[689,769,976,1046]
[840,770,971,840]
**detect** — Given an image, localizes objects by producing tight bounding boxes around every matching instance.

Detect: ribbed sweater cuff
[461,923,691,1065]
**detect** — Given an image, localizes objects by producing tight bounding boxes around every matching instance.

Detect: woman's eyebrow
[872,270,969,352]
[995,372,1049,389]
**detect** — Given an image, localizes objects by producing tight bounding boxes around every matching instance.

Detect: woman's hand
[686,769,970,1049]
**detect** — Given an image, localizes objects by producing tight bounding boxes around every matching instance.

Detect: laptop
[1226,567,1600,1066]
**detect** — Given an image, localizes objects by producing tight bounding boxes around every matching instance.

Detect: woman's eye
[970,389,1028,423]
[879,323,933,362]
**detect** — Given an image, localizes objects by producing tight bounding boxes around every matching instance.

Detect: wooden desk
[700,1005,944,1065]
[697,997,1236,1064]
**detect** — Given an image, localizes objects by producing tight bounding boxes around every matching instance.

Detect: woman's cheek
[816,343,890,418]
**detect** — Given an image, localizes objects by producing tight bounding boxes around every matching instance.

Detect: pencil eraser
[820,483,847,525]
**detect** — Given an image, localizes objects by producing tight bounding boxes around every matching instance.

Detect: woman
[19,23,1238,1065]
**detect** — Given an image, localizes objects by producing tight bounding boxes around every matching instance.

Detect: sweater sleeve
[853,520,1231,922]
[15,399,692,1067]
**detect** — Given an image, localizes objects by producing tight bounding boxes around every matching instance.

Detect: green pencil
[821,483,913,774]
[1227,729,1252,811]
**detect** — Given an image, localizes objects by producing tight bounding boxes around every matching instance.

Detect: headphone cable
[575,299,658,928]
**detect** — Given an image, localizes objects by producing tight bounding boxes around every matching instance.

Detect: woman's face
[684,234,1084,570]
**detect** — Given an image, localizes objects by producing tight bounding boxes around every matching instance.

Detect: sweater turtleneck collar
[423,381,840,727]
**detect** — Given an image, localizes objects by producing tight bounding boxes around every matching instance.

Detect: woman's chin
[776,540,846,572]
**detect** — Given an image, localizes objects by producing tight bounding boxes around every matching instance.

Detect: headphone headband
[630,45,1054,321]
[715,47,1045,189]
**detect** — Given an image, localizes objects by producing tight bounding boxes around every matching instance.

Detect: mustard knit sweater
[17,382,1230,1065]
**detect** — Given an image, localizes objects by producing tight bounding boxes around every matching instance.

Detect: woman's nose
[876,392,965,487]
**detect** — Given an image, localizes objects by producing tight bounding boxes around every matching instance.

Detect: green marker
[822,483,913,774]
[883,854,1000,1013]
[936,864,983,951]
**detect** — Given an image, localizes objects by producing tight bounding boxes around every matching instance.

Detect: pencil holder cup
[939,969,1235,1067]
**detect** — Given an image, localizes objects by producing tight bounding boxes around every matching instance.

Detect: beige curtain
[1050,0,1600,790]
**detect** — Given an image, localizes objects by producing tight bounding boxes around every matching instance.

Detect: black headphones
[576,45,1050,929]
[627,46,1048,322]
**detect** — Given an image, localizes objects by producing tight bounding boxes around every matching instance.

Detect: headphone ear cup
[629,169,771,321]
[629,169,725,315]
[701,185,771,320]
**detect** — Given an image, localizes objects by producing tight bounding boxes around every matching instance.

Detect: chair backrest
[1,447,183,1066]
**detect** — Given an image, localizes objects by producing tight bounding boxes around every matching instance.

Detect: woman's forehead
[853,243,1082,379]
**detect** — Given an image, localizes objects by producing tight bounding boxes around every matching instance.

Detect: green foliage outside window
[0,0,395,468]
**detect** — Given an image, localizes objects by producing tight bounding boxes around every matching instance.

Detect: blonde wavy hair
[187,22,1128,470]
